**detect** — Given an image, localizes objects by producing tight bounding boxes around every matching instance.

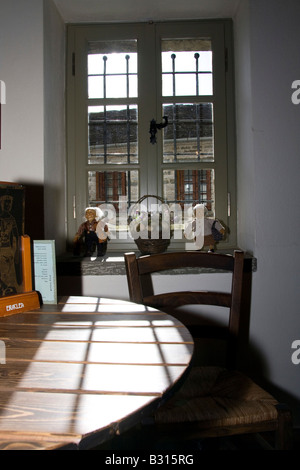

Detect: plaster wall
[234,0,300,423]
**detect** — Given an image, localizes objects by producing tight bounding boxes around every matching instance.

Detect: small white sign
[33,240,57,304]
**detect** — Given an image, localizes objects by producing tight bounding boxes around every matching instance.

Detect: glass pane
[162,103,214,163]
[163,169,215,216]
[88,40,138,99]
[88,105,138,164]
[88,170,139,209]
[162,39,212,96]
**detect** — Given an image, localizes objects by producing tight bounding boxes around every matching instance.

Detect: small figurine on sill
[73,207,109,257]
[186,204,225,252]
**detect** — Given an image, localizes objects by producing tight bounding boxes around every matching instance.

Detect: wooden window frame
[66,20,237,251]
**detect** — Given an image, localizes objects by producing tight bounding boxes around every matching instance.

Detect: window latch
[149,116,168,144]
[73,195,76,219]
[228,192,231,217]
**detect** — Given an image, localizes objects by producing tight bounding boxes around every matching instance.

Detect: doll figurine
[185,204,225,251]
[73,207,109,257]
[193,204,225,251]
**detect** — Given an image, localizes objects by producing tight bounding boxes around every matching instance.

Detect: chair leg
[275,403,293,450]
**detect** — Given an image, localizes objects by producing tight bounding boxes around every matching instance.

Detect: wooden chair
[124,250,293,450]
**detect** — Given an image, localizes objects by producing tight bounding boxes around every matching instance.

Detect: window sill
[56,250,256,277]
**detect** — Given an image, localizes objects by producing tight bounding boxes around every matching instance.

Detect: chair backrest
[124,250,245,368]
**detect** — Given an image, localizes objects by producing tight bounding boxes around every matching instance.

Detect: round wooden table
[0,296,194,450]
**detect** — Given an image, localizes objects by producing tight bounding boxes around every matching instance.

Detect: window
[67,21,236,250]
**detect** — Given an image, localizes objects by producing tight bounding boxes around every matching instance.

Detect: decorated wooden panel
[0,182,25,296]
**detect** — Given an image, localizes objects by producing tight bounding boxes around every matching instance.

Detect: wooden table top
[0,296,194,450]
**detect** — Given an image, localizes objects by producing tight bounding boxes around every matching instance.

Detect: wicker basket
[128,195,172,255]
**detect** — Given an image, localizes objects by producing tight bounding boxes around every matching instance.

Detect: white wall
[43,0,66,254]
[235,0,300,423]
[0,0,44,183]
[0,0,66,253]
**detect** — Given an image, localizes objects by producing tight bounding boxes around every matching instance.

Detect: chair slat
[143,291,232,309]
[137,251,235,275]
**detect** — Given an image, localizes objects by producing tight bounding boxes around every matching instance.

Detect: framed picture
[0,182,25,297]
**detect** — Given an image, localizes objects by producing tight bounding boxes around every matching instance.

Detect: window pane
[162,39,212,97]
[88,105,138,164]
[88,40,138,99]
[88,170,139,209]
[163,169,215,216]
[162,103,214,163]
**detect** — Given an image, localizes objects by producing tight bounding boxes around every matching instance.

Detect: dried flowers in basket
[128,195,173,255]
